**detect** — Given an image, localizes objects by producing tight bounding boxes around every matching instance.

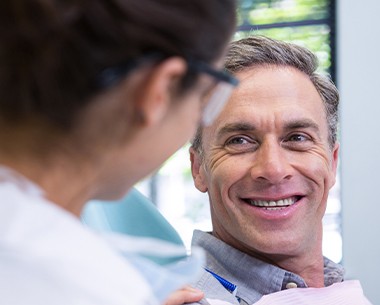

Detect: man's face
[190,66,339,259]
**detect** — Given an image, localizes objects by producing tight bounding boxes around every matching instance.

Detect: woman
[0,1,237,304]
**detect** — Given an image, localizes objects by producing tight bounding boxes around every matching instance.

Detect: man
[189,35,343,305]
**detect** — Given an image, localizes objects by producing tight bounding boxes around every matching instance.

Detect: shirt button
[286,282,298,289]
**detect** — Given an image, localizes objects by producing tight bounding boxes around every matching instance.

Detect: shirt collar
[192,230,344,304]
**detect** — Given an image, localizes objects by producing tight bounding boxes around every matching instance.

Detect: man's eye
[224,136,258,152]
[283,133,313,150]
[287,134,309,142]
[226,137,249,145]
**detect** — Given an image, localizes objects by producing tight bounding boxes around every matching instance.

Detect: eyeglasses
[96,53,164,90]
[187,59,239,126]
[96,53,239,126]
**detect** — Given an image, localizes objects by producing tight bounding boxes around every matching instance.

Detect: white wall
[338,1,380,303]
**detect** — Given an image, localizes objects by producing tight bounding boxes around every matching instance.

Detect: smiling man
[189,36,343,305]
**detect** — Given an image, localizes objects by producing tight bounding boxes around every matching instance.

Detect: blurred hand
[163,286,204,305]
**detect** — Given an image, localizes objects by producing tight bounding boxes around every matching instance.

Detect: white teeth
[248,197,297,208]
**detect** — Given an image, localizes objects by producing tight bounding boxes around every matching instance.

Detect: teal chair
[81,188,184,246]
[82,189,203,295]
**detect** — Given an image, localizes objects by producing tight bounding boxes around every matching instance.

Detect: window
[237,0,336,78]
[137,0,341,263]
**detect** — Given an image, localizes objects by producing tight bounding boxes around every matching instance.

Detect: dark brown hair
[0,0,237,129]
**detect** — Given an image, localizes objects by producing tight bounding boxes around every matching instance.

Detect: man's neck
[213,228,325,287]
[272,252,325,287]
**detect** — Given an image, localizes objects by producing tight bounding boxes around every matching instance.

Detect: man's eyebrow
[283,119,321,134]
[216,120,321,139]
[217,123,256,138]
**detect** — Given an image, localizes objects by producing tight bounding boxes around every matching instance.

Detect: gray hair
[192,35,339,154]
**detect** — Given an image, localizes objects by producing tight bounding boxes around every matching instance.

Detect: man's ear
[329,142,340,187]
[135,57,187,126]
[189,146,208,193]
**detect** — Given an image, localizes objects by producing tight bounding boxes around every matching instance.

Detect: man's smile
[242,196,303,210]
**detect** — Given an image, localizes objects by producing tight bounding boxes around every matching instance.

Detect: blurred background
[135,1,380,303]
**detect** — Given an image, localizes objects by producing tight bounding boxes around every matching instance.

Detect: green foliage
[238,0,329,25]
[237,0,332,73]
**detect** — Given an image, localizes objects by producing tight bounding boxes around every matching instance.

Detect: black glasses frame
[187,59,239,87]
[95,52,239,90]
[95,53,165,90]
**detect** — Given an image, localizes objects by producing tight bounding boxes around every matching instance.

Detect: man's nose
[250,139,292,184]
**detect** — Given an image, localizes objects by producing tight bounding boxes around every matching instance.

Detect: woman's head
[0,0,236,130]
[0,0,237,202]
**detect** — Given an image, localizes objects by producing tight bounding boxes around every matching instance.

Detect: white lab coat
[0,167,203,305]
